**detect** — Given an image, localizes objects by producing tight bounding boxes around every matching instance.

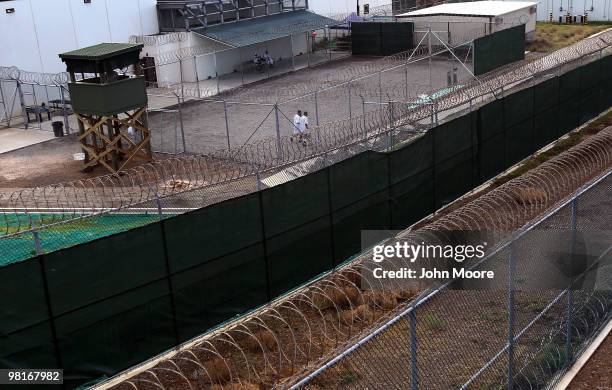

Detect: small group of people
[254,51,274,70]
[292,110,310,146]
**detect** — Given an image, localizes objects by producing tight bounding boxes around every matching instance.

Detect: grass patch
[527,22,610,52]
[422,313,446,331]
[479,310,506,324]
[338,370,360,385]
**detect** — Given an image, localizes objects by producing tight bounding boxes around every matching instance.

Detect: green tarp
[352,22,414,56]
[474,25,526,75]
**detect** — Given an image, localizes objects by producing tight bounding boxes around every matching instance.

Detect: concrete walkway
[0,127,55,154]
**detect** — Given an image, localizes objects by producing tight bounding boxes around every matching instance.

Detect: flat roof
[398,1,537,18]
[59,43,143,61]
[192,10,337,48]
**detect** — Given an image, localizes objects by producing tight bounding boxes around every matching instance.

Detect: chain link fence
[296,174,611,390]
[1,30,611,265]
[98,123,612,390]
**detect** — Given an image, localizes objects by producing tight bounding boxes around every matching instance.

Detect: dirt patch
[0,135,170,188]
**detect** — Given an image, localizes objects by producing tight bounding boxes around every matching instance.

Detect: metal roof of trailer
[398,1,537,18]
[192,10,337,48]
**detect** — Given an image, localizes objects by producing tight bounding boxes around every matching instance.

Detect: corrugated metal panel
[192,10,337,48]
[59,43,143,61]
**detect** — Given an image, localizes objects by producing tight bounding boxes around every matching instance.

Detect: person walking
[299,111,309,146]
[292,110,302,142]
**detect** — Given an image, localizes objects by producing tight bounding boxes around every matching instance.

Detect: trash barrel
[52,121,64,137]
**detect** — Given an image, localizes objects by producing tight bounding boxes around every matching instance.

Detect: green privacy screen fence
[351,21,414,56]
[1,54,611,388]
[474,24,526,75]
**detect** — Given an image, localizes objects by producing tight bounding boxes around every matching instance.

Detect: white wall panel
[0,0,42,72]
[308,0,390,16]
[31,0,78,73]
[0,0,159,73]
[107,0,143,42]
[69,0,112,47]
[139,0,160,35]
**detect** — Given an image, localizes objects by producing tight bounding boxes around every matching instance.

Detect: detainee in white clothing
[293,110,302,137]
[299,113,309,133]
[298,112,309,145]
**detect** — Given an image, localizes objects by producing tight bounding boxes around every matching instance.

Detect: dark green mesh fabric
[474,25,525,75]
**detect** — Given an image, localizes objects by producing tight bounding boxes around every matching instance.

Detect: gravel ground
[2,50,449,192]
[0,135,169,189]
[149,53,473,154]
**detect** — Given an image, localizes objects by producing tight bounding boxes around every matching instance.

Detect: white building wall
[494,8,537,39]
[0,0,159,74]
[410,15,494,45]
[405,7,536,45]
[308,0,390,16]
[150,32,310,87]
[505,0,612,21]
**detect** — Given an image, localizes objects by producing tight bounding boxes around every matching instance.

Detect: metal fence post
[59,86,70,134]
[155,196,163,220]
[176,94,187,153]
[307,31,311,67]
[314,91,320,126]
[405,64,409,100]
[274,103,282,159]
[34,229,63,367]
[17,81,28,129]
[224,100,231,151]
[329,28,333,62]
[178,58,185,99]
[214,52,221,95]
[508,233,517,390]
[410,309,419,390]
[240,49,246,86]
[566,197,578,366]
[388,101,395,149]
[266,41,271,79]
[194,56,202,98]
[379,71,383,103]
[290,34,296,71]
[434,102,439,126]
[156,196,180,345]
[430,103,435,127]
[348,81,352,120]
[362,95,367,129]
[255,168,262,191]
[33,230,42,255]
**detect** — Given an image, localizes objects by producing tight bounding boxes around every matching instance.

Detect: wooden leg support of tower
[76,107,152,173]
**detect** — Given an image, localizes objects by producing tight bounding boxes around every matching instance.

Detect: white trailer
[398,1,538,43]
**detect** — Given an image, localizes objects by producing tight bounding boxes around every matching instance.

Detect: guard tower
[59,43,152,173]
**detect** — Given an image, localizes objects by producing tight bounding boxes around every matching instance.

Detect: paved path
[0,127,55,154]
